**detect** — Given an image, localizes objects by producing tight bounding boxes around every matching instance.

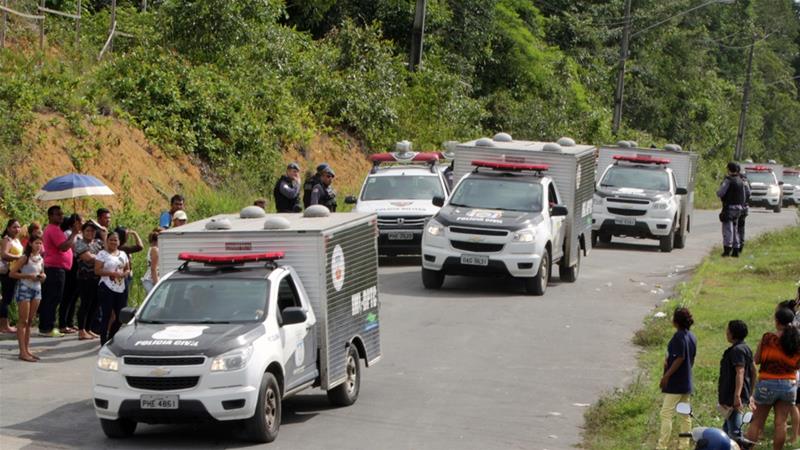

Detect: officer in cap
[309,166,337,212]
[303,163,330,209]
[716,162,747,257]
[273,162,302,212]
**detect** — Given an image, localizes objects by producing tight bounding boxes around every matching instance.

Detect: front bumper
[749,194,780,207]
[591,211,674,238]
[421,234,541,278]
[377,230,423,255]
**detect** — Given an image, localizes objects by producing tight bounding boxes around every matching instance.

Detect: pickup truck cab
[783,169,800,207]
[744,165,784,213]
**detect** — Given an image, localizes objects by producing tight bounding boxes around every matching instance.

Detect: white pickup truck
[93,207,381,443]
[783,168,800,207]
[744,164,784,213]
[421,133,595,295]
[593,143,697,252]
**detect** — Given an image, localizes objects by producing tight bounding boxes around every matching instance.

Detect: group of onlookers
[657,286,800,450]
[0,197,177,362]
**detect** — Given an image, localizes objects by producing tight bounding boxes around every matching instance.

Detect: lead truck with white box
[420,133,595,295]
[92,207,380,443]
[592,142,698,252]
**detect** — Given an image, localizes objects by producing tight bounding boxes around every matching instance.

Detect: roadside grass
[583,223,800,450]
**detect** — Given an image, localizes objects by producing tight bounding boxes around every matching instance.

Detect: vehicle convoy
[743,163,784,213]
[783,168,800,207]
[93,207,381,442]
[346,141,450,257]
[593,142,698,253]
[420,133,595,295]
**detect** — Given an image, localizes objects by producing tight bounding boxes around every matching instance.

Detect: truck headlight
[97,347,119,372]
[512,229,536,242]
[211,345,253,372]
[593,196,603,211]
[768,185,780,195]
[653,200,670,210]
[426,219,444,237]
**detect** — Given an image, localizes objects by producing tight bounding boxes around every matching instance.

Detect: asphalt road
[0,209,797,450]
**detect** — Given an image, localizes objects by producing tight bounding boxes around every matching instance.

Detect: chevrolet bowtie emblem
[150,367,172,377]
[468,236,484,242]
[396,218,405,225]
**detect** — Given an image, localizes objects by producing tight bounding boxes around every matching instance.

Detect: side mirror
[432,196,445,207]
[550,205,568,217]
[742,411,753,424]
[345,195,357,204]
[119,307,136,324]
[778,181,784,186]
[280,307,307,326]
[675,402,692,416]
[676,187,688,195]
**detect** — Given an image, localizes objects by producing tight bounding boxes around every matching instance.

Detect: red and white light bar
[369,152,441,163]
[613,154,671,165]
[784,169,800,174]
[746,166,772,172]
[178,252,285,265]
[472,160,550,171]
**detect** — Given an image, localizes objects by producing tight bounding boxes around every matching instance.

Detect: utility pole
[108,0,116,53]
[734,36,756,161]
[409,0,426,71]
[612,0,632,135]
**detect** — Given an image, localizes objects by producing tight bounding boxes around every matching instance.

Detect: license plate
[614,217,636,226]
[388,232,413,240]
[460,254,489,266]
[140,394,179,410]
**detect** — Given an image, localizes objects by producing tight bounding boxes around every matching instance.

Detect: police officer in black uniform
[309,166,337,212]
[303,163,329,209]
[736,170,751,253]
[273,162,302,212]
[716,162,747,257]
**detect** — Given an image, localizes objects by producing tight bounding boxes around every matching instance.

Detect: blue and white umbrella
[36,173,115,201]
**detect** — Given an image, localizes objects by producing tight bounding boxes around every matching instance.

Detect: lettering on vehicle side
[351,286,378,316]
[134,340,200,347]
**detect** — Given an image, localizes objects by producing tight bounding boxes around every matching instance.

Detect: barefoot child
[10,235,46,362]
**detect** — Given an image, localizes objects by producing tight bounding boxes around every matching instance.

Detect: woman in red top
[745,307,800,449]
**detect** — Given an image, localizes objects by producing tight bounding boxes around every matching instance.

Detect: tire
[673,217,687,249]
[421,268,445,289]
[243,372,281,443]
[598,232,612,244]
[100,418,137,439]
[659,228,674,253]
[773,204,782,213]
[559,248,580,283]
[327,346,361,407]
[524,249,549,296]
[591,231,598,247]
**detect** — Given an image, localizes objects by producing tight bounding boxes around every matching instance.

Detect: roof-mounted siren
[613,154,671,165]
[475,137,495,147]
[178,251,285,269]
[628,141,639,148]
[440,141,458,160]
[472,160,550,174]
[493,132,513,142]
[205,218,233,230]
[542,143,562,152]
[303,204,331,218]
[240,206,267,219]
[767,159,777,164]
[664,144,683,152]
[263,216,291,230]
[616,140,633,148]
[746,165,772,172]
[557,137,576,147]
[744,159,754,163]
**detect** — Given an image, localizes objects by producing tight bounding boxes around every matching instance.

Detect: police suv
[346,141,450,256]
[744,164,784,213]
[783,168,800,207]
[93,207,381,442]
[593,143,697,253]
[421,134,595,296]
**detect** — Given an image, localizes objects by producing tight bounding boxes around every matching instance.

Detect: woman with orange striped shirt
[745,307,800,449]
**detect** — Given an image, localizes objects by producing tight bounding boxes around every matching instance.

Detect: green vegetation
[584,224,800,449]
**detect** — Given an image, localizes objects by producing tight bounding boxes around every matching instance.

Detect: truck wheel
[421,268,445,289]
[559,248,580,283]
[327,346,361,407]
[660,229,674,253]
[243,372,281,443]
[673,220,687,249]
[100,418,137,438]
[773,204,782,213]
[598,232,612,244]
[524,250,549,296]
[591,231,598,247]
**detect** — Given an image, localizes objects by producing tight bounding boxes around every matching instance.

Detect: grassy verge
[583,222,800,450]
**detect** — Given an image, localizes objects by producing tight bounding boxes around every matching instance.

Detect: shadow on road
[592,241,662,253]
[378,255,421,267]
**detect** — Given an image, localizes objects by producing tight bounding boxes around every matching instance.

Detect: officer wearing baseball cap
[273,162,302,212]
[309,166,337,212]
[303,163,330,209]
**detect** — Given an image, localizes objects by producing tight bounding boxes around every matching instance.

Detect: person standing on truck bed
[274,162,303,213]
[717,162,747,257]
[309,166,337,212]
[303,163,330,209]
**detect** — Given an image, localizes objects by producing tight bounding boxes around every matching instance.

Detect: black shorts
[796,386,800,405]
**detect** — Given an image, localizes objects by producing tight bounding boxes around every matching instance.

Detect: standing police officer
[309,166,337,212]
[273,162,302,212]
[736,170,751,253]
[303,163,330,209]
[716,162,747,257]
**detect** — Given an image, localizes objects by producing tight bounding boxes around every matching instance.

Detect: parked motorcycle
[675,402,755,450]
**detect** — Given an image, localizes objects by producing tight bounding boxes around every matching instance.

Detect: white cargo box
[158,212,381,390]
[453,135,597,268]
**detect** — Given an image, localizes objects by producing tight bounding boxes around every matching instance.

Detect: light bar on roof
[178,252,284,265]
[471,160,550,171]
[746,166,772,172]
[369,152,441,163]
[784,169,800,174]
[613,154,671,165]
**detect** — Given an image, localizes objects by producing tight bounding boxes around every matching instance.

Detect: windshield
[600,166,670,191]
[746,171,777,185]
[138,278,269,324]
[449,177,543,212]
[361,174,444,201]
[784,174,800,184]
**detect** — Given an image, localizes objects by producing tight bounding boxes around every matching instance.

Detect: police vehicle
[744,164,784,213]
[593,143,698,252]
[783,168,800,207]
[346,141,450,257]
[421,133,595,296]
[93,207,381,442]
